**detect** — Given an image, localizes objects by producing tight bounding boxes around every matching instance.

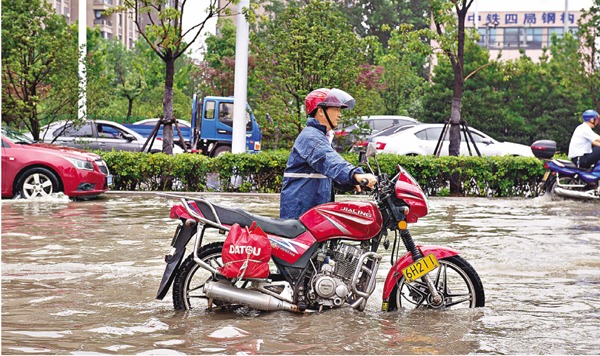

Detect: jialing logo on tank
[341,206,372,218]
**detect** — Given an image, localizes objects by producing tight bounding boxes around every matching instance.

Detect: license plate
[402,254,440,283]
[106,175,113,186]
[542,171,550,182]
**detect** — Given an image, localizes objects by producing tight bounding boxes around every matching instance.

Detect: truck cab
[192,95,262,157]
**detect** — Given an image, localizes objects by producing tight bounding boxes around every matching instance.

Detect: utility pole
[78,0,87,122]
[564,0,569,35]
[232,0,250,154]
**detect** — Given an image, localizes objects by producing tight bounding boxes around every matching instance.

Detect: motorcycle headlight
[66,157,94,171]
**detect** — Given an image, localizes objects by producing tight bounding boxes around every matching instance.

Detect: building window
[503,28,522,48]
[477,28,497,48]
[548,27,579,42]
[524,28,543,49]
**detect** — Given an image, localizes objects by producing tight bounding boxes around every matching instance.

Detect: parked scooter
[156,143,485,313]
[531,140,600,200]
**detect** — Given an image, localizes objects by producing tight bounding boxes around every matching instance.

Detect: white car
[373,123,534,157]
[334,115,420,152]
[29,120,183,154]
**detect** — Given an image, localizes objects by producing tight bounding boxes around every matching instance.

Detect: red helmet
[305,88,355,116]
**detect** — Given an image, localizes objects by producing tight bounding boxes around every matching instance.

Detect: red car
[1,126,111,199]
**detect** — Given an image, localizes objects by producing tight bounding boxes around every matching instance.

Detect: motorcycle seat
[555,159,594,171]
[193,199,307,239]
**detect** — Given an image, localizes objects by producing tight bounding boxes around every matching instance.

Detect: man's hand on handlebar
[353,173,378,192]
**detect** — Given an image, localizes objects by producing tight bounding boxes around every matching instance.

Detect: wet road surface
[1,193,599,354]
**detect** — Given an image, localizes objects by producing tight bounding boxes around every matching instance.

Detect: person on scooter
[280,88,377,219]
[568,109,600,169]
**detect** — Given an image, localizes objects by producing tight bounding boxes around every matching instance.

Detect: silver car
[31,120,183,154]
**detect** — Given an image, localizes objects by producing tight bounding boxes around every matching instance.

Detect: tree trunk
[448,0,471,194]
[163,53,175,155]
[126,98,133,121]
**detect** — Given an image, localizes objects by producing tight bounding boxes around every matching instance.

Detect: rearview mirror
[365,142,377,158]
[358,142,377,165]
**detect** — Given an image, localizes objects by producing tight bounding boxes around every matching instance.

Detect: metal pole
[564,0,569,35]
[232,0,250,154]
[474,0,478,29]
[78,0,87,122]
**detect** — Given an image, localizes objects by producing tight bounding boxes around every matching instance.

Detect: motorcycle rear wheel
[544,175,557,195]
[172,242,224,310]
[388,255,485,311]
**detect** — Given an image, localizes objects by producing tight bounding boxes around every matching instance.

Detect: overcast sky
[182,0,596,60]
[475,0,593,11]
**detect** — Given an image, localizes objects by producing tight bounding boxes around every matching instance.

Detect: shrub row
[98,150,547,197]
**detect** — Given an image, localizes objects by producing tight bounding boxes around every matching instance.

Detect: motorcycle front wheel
[172,242,224,310]
[388,255,485,311]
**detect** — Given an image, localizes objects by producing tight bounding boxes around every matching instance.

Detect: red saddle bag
[219,222,271,279]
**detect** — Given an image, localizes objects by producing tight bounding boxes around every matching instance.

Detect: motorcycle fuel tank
[299,202,383,242]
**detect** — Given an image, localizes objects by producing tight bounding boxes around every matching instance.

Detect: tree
[111,0,238,154]
[578,0,600,108]
[194,19,239,97]
[105,40,147,119]
[377,29,429,116]
[251,0,379,147]
[428,0,475,160]
[336,0,430,52]
[1,0,79,139]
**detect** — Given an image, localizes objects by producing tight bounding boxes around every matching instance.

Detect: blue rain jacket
[280,117,364,219]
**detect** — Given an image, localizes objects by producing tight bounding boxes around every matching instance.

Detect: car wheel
[213,146,231,157]
[16,167,60,199]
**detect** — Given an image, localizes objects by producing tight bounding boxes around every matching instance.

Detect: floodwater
[1,192,599,355]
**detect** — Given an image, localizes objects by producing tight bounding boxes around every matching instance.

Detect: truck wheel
[213,146,231,157]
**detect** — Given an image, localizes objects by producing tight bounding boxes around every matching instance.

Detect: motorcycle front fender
[381,245,460,301]
[156,222,196,300]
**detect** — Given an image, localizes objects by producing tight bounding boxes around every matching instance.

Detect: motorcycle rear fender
[381,245,460,301]
[547,161,600,183]
[156,222,196,300]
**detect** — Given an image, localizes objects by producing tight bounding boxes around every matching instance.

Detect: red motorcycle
[156,144,485,312]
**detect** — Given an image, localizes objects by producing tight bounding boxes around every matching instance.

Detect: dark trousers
[572,146,600,168]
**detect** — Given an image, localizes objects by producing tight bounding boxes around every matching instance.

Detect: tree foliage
[250,0,379,148]
[110,0,238,154]
[2,0,598,159]
[1,0,78,140]
[336,0,430,51]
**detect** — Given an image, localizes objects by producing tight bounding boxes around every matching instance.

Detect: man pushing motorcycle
[280,88,377,219]
[568,109,600,169]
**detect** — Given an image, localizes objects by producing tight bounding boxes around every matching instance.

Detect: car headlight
[66,157,94,171]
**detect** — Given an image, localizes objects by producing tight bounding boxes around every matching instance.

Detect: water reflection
[1,193,599,354]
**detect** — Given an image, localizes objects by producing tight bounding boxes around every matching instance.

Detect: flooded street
[2,193,599,355]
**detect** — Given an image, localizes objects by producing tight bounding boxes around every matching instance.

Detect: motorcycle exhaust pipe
[554,187,599,200]
[204,281,300,312]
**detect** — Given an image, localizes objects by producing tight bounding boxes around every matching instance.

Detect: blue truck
[124,95,262,157]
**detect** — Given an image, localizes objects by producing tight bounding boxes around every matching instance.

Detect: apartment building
[46,0,139,49]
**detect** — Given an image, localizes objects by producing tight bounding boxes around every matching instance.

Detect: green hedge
[98,150,547,197]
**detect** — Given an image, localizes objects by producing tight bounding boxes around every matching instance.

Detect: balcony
[93,0,113,10]
[93,18,113,29]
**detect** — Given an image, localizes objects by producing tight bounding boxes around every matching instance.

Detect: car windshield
[2,127,34,144]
